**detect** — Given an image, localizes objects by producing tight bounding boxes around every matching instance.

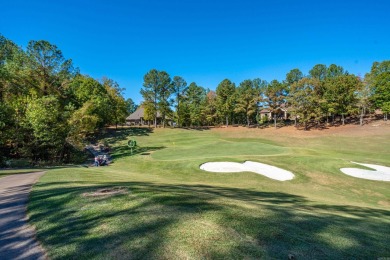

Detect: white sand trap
[200,161,294,181]
[340,162,390,181]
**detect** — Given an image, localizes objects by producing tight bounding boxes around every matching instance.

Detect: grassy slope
[28,126,390,259]
[0,169,44,178]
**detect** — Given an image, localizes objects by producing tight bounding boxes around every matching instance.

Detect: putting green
[152,140,289,161]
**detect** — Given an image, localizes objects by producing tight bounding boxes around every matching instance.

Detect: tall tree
[0,35,23,100]
[309,64,327,81]
[286,68,303,86]
[67,75,115,128]
[356,77,373,125]
[25,95,69,161]
[327,64,346,78]
[0,36,130,164]
[141,69,160,127]
[184,82,206,126]
[156,71,172,128]
[216,79,236,126]
[103,78,128,129]
[367,61,390,120]
[234,79,264,127]
[140,69,172,128]
[203,90,217,126]
[68,75,104,106]
[309,64,347,125]
[289,78,321,130]
[264,80,286,129]
[325,74,361,125]
[26,40,76,97]
[382,102,390,121]
[172,76,187,127]
[142,101,155,127]
[177,100,190,127]
[67,101,99,147]
[125,98,138,114]
[285,69,303,125]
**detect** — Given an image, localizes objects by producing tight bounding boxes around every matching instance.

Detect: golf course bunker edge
[200,161,295,181]
[340,162,390,181]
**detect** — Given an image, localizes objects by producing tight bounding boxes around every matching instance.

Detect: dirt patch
[306,172,344,186]
[378,200,390,207]
[82,187,128,197]
[212,121,390,139]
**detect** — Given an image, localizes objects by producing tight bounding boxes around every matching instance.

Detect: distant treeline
[1,35,389,165]
[0,35,129,165]
[140,62,389,129]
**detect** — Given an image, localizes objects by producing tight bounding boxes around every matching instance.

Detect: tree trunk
[154,97,157,128]
[360,109,364,126]
[226,115,228,127]
[59,142,66,162]
[332,114,334,126]
[342,114,345,125]
[304,121,308,131]
[247,115,250,127]
[177,96,180,128]
[274,114,277,129]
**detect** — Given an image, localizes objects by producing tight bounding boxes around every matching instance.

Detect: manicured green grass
[0,165,85,178]
[28,127,390,259]
[0,168,43,178]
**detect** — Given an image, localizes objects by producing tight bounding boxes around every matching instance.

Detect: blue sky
[1,0,389,104]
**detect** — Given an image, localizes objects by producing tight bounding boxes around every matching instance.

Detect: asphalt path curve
[0,171,46,260]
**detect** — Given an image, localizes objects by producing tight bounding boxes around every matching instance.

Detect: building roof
[259,104,293,113]
[375,109,383,115]
[126,106,144,121]
[126,106,162,121]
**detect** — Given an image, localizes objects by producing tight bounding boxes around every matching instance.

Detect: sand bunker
[340,162,390,181]
[200,161,294,181]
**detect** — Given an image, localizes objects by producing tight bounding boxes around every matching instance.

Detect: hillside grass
[28,126,390,259]
[0,168,44,178]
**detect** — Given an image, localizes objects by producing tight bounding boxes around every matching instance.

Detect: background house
[126,106,159,125]
[126,106,172,126]
[259,104,292,121]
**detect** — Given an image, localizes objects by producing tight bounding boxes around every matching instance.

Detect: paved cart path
[0,172,46,260]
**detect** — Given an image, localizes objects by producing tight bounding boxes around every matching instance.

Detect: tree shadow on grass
[111,145,165,160]
[102,128,154,146]
[0,165,90,176]
[181,126,211,131]
[28,181,390,259]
